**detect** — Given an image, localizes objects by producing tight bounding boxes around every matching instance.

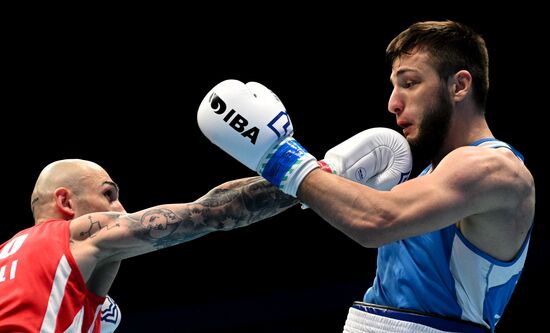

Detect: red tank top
[0,219,105,332]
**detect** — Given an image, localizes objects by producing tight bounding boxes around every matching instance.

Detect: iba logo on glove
[209,93,292,145]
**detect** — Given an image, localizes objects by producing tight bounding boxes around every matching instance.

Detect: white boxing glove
[198,79,318,196]
[319,127,412,190]
[100,295,121,333]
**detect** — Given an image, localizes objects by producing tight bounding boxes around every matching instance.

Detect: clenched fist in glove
[297,128,412,209]
[319,127,412,191]
[197,79,318,197]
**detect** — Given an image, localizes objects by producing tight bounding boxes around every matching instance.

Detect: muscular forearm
[105,177,297,255]
[75,177,297,270]
[195,176,298,228]
[298,169,390,247]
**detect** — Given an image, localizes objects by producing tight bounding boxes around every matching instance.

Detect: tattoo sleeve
[123,177,297,250]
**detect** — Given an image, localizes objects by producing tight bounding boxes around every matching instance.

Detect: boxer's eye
[104,188,118,202]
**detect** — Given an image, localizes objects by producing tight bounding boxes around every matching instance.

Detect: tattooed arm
[70,177,297,283]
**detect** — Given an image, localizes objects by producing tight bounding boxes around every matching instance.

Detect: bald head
[31,159,123,222]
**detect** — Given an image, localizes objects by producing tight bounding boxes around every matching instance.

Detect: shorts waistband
[351,302,490,333]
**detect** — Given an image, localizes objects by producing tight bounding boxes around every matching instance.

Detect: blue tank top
[363,139,530,332]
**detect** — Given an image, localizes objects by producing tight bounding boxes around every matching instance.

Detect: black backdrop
[3,6,546,333]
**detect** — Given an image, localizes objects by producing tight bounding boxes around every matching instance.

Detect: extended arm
[71,176,296,279]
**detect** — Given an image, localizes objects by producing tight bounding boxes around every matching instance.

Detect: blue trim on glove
[261,138,308,187]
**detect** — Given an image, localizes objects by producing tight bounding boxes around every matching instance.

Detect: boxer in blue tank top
[363,139,530,332]
[296,21,535,332]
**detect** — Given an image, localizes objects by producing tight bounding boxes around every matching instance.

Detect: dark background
[3,6,546,332]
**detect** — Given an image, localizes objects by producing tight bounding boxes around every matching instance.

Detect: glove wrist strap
[258,137,318,197]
